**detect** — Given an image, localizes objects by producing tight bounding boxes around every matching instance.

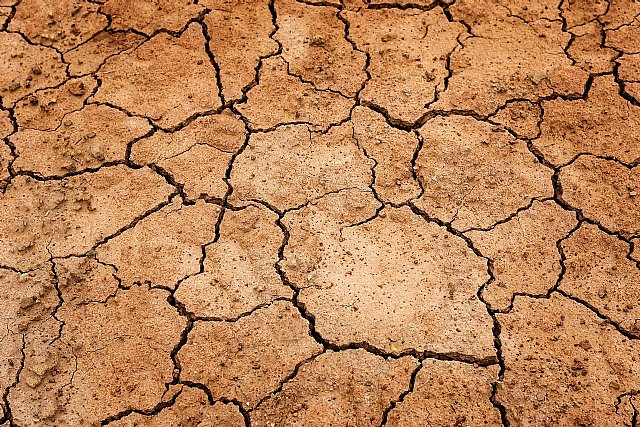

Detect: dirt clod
[0,32,67,108]
[9,0,107,52]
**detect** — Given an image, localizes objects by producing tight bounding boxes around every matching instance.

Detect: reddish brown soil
[1,0,640,426]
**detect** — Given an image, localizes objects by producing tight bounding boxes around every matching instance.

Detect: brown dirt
[0,1,639,426]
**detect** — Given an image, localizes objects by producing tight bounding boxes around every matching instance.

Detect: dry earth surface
[0,0,639,426]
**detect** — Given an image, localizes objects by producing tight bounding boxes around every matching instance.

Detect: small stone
[528,70,547,84]
[598,287,607,298]
[309,36,325,46]
[19,296,36,309]
[68,81,86,96]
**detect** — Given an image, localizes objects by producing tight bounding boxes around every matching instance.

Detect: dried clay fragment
[496,294,640,426]
[466,201,577,311]
[0,166,173,271]
[386,360,501,426]
[534,75,640,166]
[96,200,221,290]
[202,0,278,101]
[131,112,246,201]
[0,33,66,108]
[282,190,496,359]
[13,76,97,131]
[63,31,146,76]
[229,122,372,211]
[435,0,588,115]
[10,104,151,177]
[102,0,204,34]
[10,285,186,427]
[9,0,107,52]
[252,350,418,426]
[237,56,354,131]
[175,204,292,319]
[415,115,553,231]
[178,301,322,409]
[95,23,221,129]
[559,156,640,237]
[109,387,245,427]
[560,223,640,337]
[351,106,421,204]
[344,6,464,124]
[0,266,58,404]
[275,0,367,97]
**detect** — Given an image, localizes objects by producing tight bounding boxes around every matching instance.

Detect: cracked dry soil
[0,0,639,426]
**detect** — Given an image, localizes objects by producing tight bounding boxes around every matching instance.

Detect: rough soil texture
[1,1,639,426]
